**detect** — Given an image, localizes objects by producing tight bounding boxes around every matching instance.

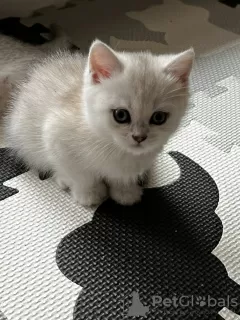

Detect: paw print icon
[195,296,207,307]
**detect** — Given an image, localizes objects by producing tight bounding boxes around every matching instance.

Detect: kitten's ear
[88,40,122,84]
[164,48,195,86]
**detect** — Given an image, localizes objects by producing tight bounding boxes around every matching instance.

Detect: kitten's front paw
[71,183,108,207]
[110,184,143,206]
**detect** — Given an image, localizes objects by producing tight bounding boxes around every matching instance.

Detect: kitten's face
[84,42,194,155]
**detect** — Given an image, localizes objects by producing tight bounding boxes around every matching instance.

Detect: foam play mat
[1,1,240,319]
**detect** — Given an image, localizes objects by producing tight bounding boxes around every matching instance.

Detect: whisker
[164,86,189,97]
[162,93,189,102]
[161,81,176,96]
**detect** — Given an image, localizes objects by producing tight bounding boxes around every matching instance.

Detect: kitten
[4,40,194,206]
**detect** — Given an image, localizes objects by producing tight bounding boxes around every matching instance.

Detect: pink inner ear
[166,49,194,87]
[89,41,121,84]
[177,71,190,86]
[169,66,192,87]
[92,68,111,84]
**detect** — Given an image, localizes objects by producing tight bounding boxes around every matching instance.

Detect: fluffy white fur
[2,26,69,79]
[4,39,194,206]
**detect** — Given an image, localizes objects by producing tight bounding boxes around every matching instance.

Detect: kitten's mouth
[130,143,146,153]
[133,144,142,148]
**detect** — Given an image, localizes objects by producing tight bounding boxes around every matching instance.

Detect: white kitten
[4,40,194,206]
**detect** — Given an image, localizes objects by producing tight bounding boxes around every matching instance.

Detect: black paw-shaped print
[0,17,50,44]
[57,152,240,319]
[219,0,240,8]
[0,148,28,201]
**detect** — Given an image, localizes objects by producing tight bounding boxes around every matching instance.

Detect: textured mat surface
[1,1,240,320]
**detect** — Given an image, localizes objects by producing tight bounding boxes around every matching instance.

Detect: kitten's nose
[132,135,147,143]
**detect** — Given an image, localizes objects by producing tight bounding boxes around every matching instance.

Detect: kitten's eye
[150,111,169,125]
[113,109,131,124]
